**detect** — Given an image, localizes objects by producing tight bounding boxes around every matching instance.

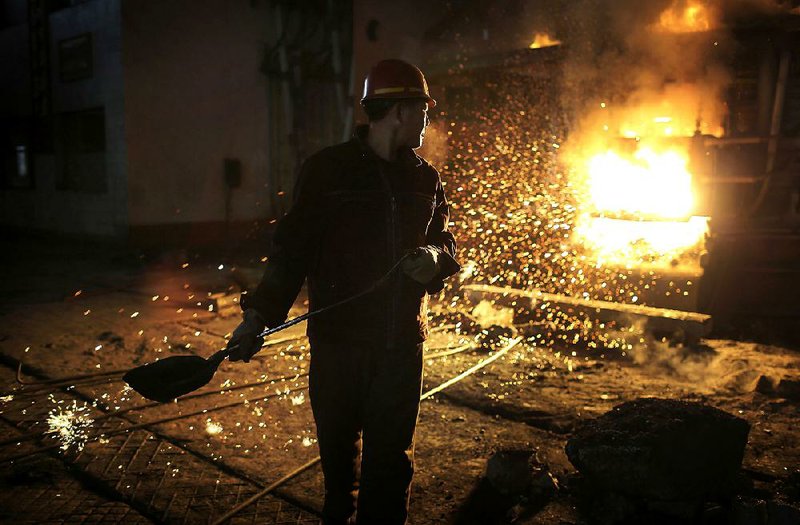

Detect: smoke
[552,0,796,146]
[607,316,766,393]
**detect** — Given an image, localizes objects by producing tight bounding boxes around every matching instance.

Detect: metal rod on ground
[421,337,521,400]
[0,371,309,449]
[428,323,457,333]
[15,363,127,386]
[211,336,524,524]
[5,374,121,398]
[424,343,475,360]
[2,336,474,452]
[210,457,322,525]
[0,383,309,463]
[94,383,308,437]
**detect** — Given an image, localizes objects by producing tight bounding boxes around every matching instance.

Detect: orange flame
[654,0,715,33]
[529,32,561,49]
[570,142,708,267]
[584,148,695,219]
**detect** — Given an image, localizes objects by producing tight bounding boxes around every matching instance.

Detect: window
[58,33,93,82]
[55,107,107,193]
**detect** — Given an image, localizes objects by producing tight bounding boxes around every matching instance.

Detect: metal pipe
[328,0,346,123]
[767,50,791,174]
[748,50,791,216]
[210,457,322,525]
[275,4,294,138]
[342,41,356,143]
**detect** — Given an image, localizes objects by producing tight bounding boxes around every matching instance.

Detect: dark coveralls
[243,125,460,524]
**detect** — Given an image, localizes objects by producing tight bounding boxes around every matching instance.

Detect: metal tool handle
[223,252,413,359]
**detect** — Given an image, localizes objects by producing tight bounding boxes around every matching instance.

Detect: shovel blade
[123,355,216,403]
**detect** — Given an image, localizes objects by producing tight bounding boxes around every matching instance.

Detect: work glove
[402,246,441,285]
[226,309,266,363]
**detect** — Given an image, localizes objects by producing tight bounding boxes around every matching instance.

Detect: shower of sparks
[46,400,94,452]
[429,62,706,354]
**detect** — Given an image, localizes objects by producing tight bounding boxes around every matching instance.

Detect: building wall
[352,0,447,123]
[121,0,272,233]
[0,0,127,237]
[0,23,29,117]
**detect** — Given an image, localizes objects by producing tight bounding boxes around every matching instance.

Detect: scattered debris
[755,375,800,402]
[486,449,534,496]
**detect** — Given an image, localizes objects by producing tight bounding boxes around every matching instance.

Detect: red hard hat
[361,59,436,108]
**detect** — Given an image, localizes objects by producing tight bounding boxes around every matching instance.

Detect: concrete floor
[1,233,799,524]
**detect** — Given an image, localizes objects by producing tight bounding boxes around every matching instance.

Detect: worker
[226,58,460,525]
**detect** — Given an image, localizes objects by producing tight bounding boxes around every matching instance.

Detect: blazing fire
[529,32,561,49]
[584,148,695,219]
[653,0,715,33]
[572,143,708,267]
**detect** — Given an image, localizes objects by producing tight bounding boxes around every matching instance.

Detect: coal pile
[566,398,750,522]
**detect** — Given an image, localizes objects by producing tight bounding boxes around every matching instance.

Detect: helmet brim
[361,93,436,109]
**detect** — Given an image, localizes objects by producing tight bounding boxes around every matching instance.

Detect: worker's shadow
[451,477,553,525]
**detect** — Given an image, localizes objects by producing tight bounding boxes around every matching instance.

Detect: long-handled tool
[123,254,411,403]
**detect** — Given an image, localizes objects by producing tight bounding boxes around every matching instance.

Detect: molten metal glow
[575,215,709,266]
[585,148,694,219]
[655,0,714,33]
[529,33,561,49]
[574,145,708,266]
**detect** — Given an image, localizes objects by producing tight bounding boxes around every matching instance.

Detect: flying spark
[46,400,94,452]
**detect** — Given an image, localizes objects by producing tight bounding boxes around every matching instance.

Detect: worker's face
[397,100,430,150]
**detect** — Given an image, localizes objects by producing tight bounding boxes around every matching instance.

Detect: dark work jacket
[243,126,460,346]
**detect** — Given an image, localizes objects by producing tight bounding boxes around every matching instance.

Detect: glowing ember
[46,401,94,452]
[291,393,306,406]
[205,420,224,435]
[529,32,561,49]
